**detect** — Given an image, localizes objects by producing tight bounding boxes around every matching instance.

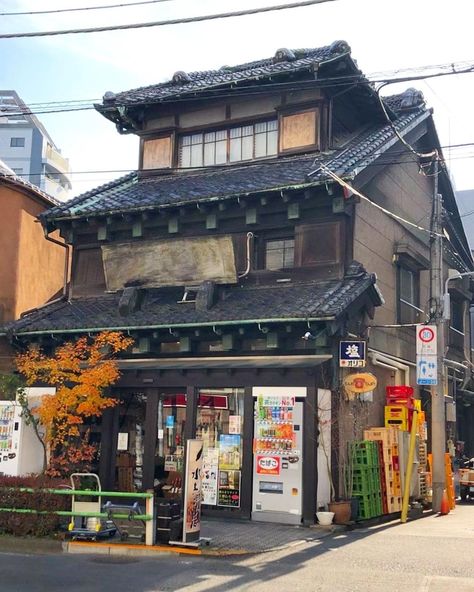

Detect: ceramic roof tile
[7,267,379,335]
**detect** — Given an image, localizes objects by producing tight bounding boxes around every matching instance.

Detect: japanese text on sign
[339,341,366,368]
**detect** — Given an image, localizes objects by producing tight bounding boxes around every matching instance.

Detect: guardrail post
[145,490,155,546]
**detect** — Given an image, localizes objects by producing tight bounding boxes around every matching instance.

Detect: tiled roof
[96,41,354,109]
[0,159,60,207]
[7,265,380,335]
[42,107,429,223]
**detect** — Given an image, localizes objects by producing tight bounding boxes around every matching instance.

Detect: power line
[4,142,474,180]
[5,59,473,111]
[1,0,175,16]
[0,0,337,38]
[3,63,474,118]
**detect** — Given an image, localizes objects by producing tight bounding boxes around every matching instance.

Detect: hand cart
[67,473,117,541]
[102,500,147,541]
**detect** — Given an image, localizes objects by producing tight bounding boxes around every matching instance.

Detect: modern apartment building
[0,90,72,200]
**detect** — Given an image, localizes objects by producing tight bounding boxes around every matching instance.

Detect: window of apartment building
[179,120,278,168]
[398,266,421,324]
[10,137,25,147]
[11,168,23,175]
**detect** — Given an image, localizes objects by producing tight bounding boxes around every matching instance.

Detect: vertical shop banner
[201,448,219,505]
[183,439,203,543]
[218,434,241,470]
[217,469,241,507]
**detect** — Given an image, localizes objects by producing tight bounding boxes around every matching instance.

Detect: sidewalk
[0,518,341,558]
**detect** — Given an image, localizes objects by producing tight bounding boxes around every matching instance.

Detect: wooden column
[302,385,318,525]
[142,389,159,490]
[99,403,120,490]
[240,386,254,519]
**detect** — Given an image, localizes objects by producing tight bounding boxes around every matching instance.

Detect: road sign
[416,354,438,385]
[416,325,437,356]
[339,341,366,368]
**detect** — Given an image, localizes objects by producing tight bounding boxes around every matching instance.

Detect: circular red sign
[418,327,434,343]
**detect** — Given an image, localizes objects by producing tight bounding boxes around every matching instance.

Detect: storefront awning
[118,354,332,370]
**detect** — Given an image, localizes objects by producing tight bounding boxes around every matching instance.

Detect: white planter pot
[316,511,334,526]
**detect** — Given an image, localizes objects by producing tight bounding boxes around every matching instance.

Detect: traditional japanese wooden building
[5,41,473,523]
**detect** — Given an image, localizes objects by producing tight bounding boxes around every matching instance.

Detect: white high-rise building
[0,90,71,200]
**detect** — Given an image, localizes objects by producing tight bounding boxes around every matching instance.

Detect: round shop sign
[343,372,378,394]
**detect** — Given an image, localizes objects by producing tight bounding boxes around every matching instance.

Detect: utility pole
[430,157,446,513]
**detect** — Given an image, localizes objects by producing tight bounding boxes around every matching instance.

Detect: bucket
[316,511,335,526]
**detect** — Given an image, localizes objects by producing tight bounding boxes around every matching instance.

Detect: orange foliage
[16,331,133,475]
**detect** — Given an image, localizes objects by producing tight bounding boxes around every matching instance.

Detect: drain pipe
[368,350,411,386]
[238,232,254,279]
[20,231,70,318]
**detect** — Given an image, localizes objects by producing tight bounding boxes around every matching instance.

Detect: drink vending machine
[252,387,306,524]
[0,387,51,476]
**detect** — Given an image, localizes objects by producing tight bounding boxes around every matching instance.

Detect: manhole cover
[90,556,139,564]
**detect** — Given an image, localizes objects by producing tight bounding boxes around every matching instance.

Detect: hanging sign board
[416,325,437,355]
[339,341,366,368]
[343,372,377,394]
[183,439,203,543]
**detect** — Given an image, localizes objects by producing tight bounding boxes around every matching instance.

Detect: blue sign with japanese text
[339,341,366,368]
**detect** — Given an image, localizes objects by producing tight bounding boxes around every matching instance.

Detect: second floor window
[398,266,422,324]
[265,238,295,270]
[10,137,25,147]
[179,120,278,168]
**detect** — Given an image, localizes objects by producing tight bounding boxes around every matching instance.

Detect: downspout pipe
[368,350,411,386]
[20,230,70,318]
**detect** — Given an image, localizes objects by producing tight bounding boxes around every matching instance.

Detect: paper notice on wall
[117,432,129,451]
[218,435,241,470]
[229,415,241,435]
[201,448,219,506]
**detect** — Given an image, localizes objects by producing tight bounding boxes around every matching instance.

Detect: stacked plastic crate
[350,441,383,519]
[363,426,402,513]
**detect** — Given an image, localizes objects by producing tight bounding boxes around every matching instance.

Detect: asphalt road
[2,503,474,592]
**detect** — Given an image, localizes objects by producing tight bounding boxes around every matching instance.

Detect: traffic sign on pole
[416,325,437,356]
[416,354,438,385]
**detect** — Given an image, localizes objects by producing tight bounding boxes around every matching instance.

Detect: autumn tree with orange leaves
[16,331,133,476]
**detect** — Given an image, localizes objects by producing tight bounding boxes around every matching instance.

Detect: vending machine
[252,387,306,524]
[0,387,51,477]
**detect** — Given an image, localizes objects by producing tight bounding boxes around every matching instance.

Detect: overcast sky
[1,0,473,198]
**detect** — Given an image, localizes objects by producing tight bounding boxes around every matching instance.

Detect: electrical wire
[1,0,176,16]
[3,143,474,180]
[318,164,443,238]
[4,59,473,112]
[3,64,474,118]
[0,0,338,38]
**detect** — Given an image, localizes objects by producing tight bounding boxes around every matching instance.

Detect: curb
[0,525,338,558]
[0,535,64,555]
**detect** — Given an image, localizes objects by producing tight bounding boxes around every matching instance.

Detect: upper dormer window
[179,120,278,168]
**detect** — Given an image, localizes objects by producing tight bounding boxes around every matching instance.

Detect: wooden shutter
[72,248,106,296]
[280,109,319,152]
[142,135,173,169]
[295,222,341,267]
[232,233,249,275]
